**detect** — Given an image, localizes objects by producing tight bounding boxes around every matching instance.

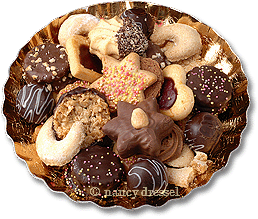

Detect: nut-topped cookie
[23,43,69,84]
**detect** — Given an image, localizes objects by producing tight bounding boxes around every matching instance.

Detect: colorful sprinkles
[186,65,232,113]
[64,145,124,198]
[96,59,147,107]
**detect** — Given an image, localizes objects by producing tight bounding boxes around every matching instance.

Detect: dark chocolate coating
[145,41,166,68]
[16,83,55,124]
[127,157,168,191]
[54,86,107,113]
[116,17,148,57]
[185,112,223,153]
[121,7,154,38]
[24,43,69,84]
[102,97,175,159]
[186,65,232,114]
[65,145,124,197]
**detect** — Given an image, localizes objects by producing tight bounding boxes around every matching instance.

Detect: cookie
[102,97,175,159]
[23,43,69,84]
[115,17,149,57]
[186,65,232,114]
[53,87,110,146]
[121,7,154,38]
[36,116,85,166]
[65,35,102,83]
[158,122,184,163]
[65,145,124,198]
[127,157,168,192]
[88,16,123,59]
[145,41,166,69]
[90,53,157,110]
[158,64,194,121]
[166,151,210,188]
[184,112,223,154]
[141,57,164,98]
[58,13,100,47]
[150,23,202,62]
[16,83,55,124]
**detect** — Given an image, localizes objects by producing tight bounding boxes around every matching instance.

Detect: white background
[1,0,256,218]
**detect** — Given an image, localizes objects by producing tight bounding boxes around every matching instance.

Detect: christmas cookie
[90,53,157,110]
[186,65,232,114]
[65,144,124,198]
[23,43,69,84]
[53,87,110,146]
[16,83,55,124]
[158,64,194,121]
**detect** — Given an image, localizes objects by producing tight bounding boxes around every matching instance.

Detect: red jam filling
[158,77,177,110]
[79,45,102,73]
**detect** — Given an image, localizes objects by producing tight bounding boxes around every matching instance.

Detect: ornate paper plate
[3,1,249,208]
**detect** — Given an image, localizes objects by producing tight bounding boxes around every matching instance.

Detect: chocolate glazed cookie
[23,43,69,84]
[186,65,232,114]
[65,145,124,198]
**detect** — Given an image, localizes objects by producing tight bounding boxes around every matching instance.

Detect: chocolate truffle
[127,157,168,192]
[186,65,232,114]
[65,145,124,198]
[184,112,223,154]
[121,7,154,38]
[23,43,69,84]
[16,83,55,124]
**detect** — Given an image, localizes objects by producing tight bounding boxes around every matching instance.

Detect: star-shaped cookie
[102,97,175,159]
[90,53,157,110]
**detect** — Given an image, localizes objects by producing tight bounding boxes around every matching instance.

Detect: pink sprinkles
[96,59,147,107]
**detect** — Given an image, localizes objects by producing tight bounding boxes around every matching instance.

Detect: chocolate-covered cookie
[16,83,55,124]
[102,97,175,159]
[65,145,124,197]
[121,7,154,38]
[145,41,166,69]
[186,65,232,114]
[127,157,168,192]
[184,112,223,154]
[116,17,148,57]
[23,43,69,84]
[141,57,164,98]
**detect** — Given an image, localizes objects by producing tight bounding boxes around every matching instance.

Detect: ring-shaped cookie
[150,23,202,62]
[58,14,100,47]
[36,116,85,166]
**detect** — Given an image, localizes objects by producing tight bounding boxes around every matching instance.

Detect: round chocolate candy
[184,112,223,154]
[65,145,124,198]
[186,65,232,114]
[121,7,154,38]
[16,83,55,124]
[23,42,69,84]
[127,157,168,192]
